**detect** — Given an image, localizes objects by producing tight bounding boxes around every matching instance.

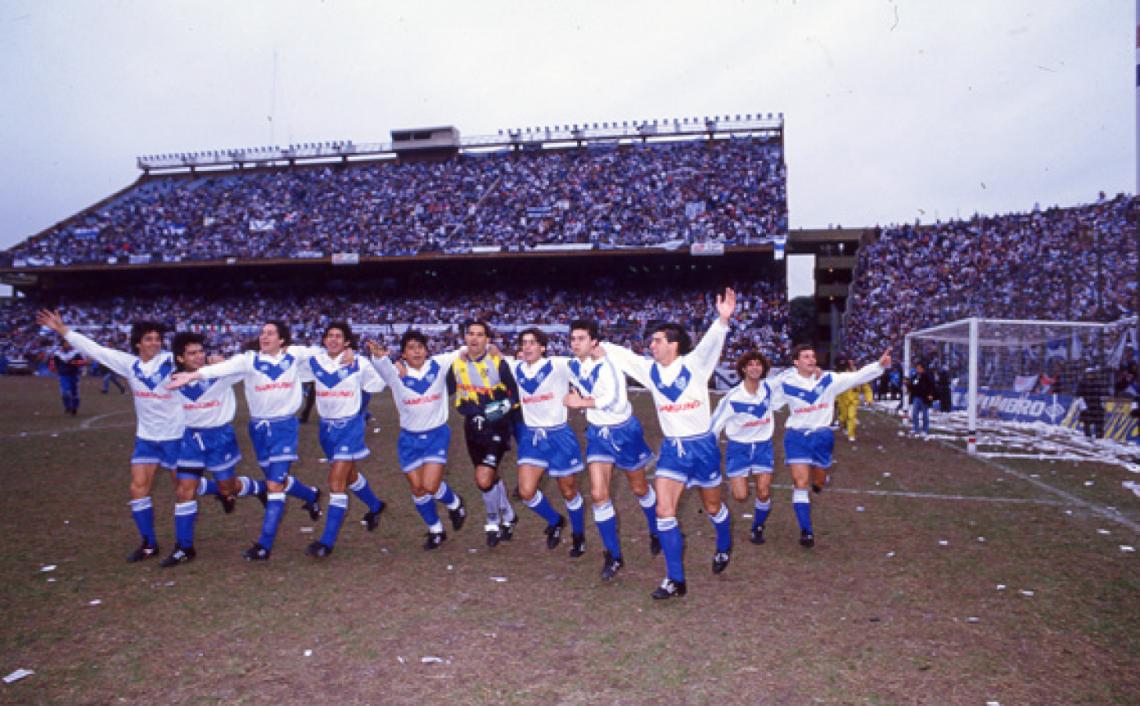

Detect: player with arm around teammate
[300,321,388,558]
[563,319,659,581]
[710,351,782,546]
[446,320,520,548]
[778,344,890,548]
[509,327,588,557]
[160,332,265,567]
[365,331,468,550]
[36,309,183,563]
[167,321,324,561]
[600,288,737,600]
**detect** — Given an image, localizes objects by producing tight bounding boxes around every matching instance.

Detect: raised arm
[830,350,890,397]
[599,341,652,389]
[38,310,136,376]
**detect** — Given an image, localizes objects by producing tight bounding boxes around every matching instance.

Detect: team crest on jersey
[517,360,554,395]
[650,363,692,402]
[132,357,174,391]
[310,357,358,389]
[402,360,441,395]
[569,359,601,394]
[177,379,214,402]
[782,373,833,405]
[255,353,295,381]
[730,399,770,419]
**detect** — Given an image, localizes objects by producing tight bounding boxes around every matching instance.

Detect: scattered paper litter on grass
[856,506,865,512]
[1084,480,1094,487]
[421,656,444,664]
[1121,545,1136,553]
[446,564,453,571]
[373,428,381,434]
[300,527,313,533]
[50,433,58,438]
[885,551,895,558]
[490,576,507,583]
[977,536,986,543]
[996,584,1006,591]
[966,616,980,623]
[882,472,891,478]
[40,565,56,572]
[741,513,752,519]
[986,701,1001,706]
[397,656,406,664]
[938,540,949,546]
[1019,590,1035,597]
[88,599,103,606]
[2,669,33,684]
[1097,529,1110,536]
[467,548,477,554]
[1029,473,1039,478]
[46,578,56,583]
[1064,510,1073,516]
[318,458,328,464]
[18,432,27,437]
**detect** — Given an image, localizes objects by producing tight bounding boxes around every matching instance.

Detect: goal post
[904,316,1136,454]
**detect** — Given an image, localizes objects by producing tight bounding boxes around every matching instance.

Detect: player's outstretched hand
[167,371,198,390]
[340,348,355,367]
[716,287,737,323]
[36,309,68,335]
[879,348,892,369]
[365,340,387,359]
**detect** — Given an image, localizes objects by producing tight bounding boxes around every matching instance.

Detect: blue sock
[709,503,732,553]
[174,500,197,549]
[657,516,685,583]
[638,487,658,537]
[320,493,349,547]
[196,478,219,496]
[754,498,772,529]
[434,481,459,509]
[241,476,265,497]
[349,472,383,513]
[524,490,563,526]
[284,475,317,503]
[130,497,157,545]
[565,493,585,535]
[258,492,287,549]
[593,501,622,558]
[414,493,444,533]
[793,488,813,534]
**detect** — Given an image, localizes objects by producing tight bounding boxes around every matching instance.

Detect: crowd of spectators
[1,278,789,371]
[6,137,786,266]
[843,193,1139,363]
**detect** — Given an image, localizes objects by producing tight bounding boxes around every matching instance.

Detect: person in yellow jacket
[835,359,873,442]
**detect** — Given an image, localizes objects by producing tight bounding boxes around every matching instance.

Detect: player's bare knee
[590,486,610,505]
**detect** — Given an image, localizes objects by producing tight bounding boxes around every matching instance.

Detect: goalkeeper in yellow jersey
[835,358,873,442]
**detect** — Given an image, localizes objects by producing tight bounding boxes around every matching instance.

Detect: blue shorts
[398,424,451,473]
[249,416,300,468]
[320,414,370,462]
[131,437,182,469]
[784,427,834,469]
[656,432,722,488]
[517,424,584,477]
[725,439,774,477]
[177,425,242,479]
[585,416,655,472]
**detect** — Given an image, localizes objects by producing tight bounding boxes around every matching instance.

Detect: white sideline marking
[768,483,1061,506]
[81,410,131,429]
[0,411,133,439]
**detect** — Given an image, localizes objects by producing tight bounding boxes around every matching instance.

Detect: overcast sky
[0,0,1133,253]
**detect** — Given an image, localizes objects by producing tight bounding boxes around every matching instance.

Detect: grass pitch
[0,375,1137,705]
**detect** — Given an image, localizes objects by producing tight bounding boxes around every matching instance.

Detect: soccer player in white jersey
[510,328,588,556]
[36,309,184,563]
[366,331,467,550]
[169,321,323,561]
[563,319,658,581]
[778,344,890,547]
[600,288,737,599]
[160,332,263,567]
[710,351,781,546]
[299,321,388,558]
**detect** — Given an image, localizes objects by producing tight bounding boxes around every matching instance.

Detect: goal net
[904,317,1137,458]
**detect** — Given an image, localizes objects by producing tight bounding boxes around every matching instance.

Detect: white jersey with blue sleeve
[176,373,244,429]
[193,345,322,420]
[371,351,460,432]
[512,356,574,428]
[64,330,184,441]
[711,380,780,443]
[600,319,728,438]
[303,351,387,420]
[568,355,633,426]
[781,362,884,431]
